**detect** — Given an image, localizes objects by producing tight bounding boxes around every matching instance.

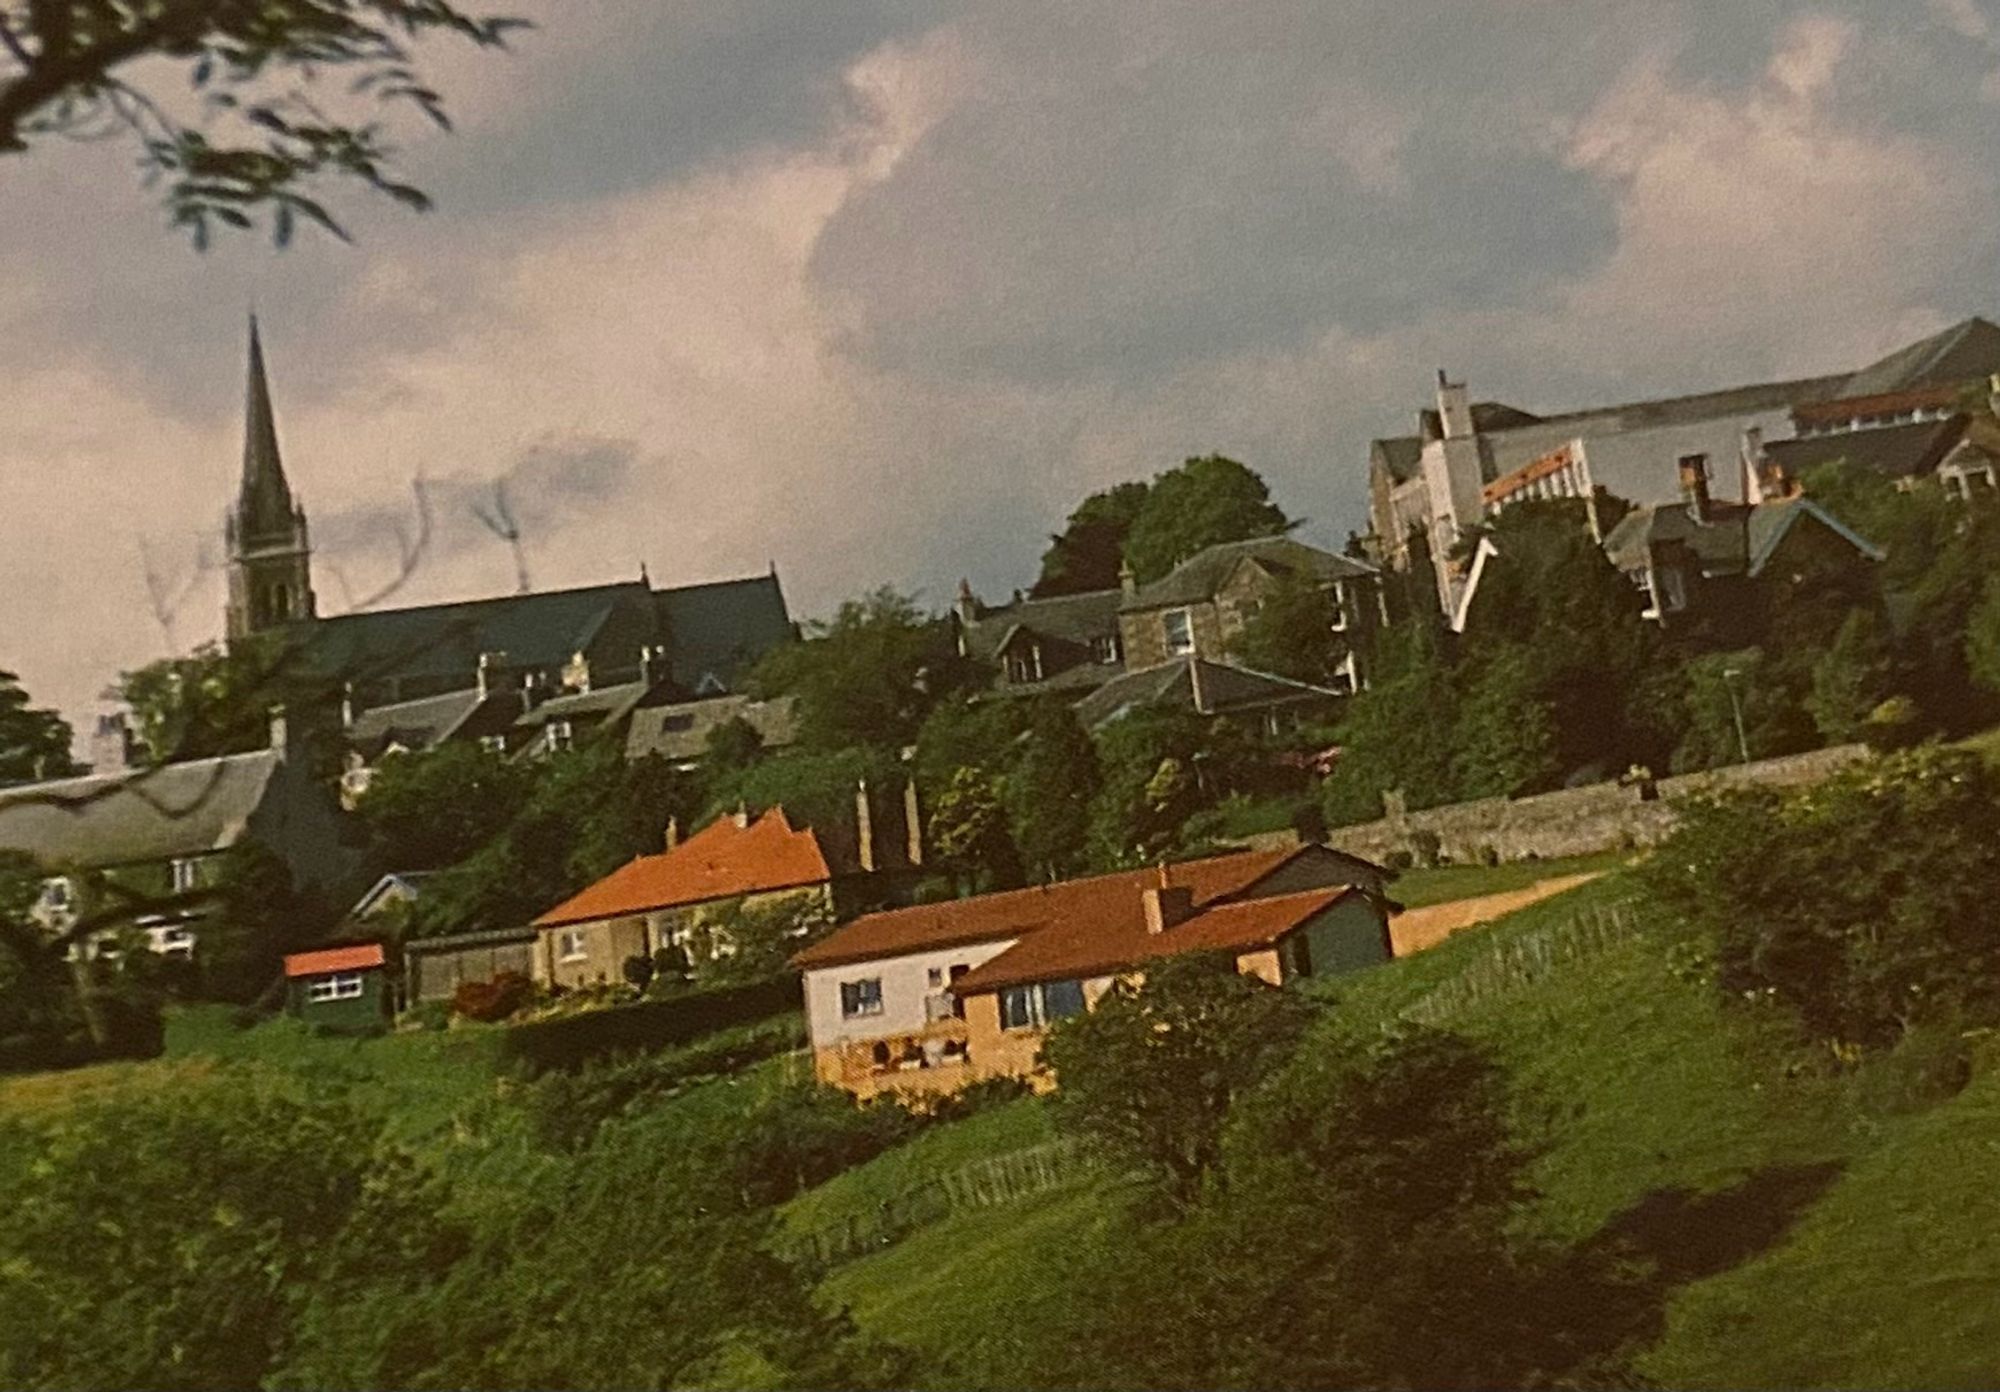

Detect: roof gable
[534,807,833,926]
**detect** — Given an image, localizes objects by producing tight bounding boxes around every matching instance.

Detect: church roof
[1838,317,2000,399]
[236,316,299,541]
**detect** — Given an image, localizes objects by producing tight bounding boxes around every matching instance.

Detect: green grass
[1385,850,1629,907]
[808,866,2000,1387]
[779,1097,1057,1241]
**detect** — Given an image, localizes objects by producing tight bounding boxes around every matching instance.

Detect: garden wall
[1272,744,1870,866]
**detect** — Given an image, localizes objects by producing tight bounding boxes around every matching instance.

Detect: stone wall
[1288,744,1872,866]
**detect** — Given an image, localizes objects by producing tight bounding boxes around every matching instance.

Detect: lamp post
[1721,666,1750,765]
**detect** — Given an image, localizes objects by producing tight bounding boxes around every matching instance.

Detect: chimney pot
[855,779,876,873]
[1678,454,1713,522]
[665,816,680,852]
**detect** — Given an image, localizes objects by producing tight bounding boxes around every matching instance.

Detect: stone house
[0,710,366,963]
[790,844,1392,1100]
[529,797,918,990]
[953,583,1127,698]
[1116,536,1381,693]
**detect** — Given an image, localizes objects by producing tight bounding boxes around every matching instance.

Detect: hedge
[502,975,800,1075]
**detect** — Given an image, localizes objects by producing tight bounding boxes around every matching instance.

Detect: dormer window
[170,858,199,894]
[1162,609,1195,656]
[547,719,574,753]
[1004,643,1045,684]
[1092,635,1121,665]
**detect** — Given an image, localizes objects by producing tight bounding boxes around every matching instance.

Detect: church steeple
[224,315,316,645]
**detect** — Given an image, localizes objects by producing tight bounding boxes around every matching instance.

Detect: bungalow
[285,942,390,1030]
[529,796,916,990]
[790,844,1392,1099]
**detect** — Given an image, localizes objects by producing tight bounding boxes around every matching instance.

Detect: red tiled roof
[790,847,1300,970]
[951,886,1354,994]
[534,809,832,928]
[284,943,386,977]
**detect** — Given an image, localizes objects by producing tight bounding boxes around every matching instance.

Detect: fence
[777,1135,1101,1273]
[1400,899,1647,1026]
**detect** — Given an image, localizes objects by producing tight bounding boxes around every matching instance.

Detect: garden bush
[451,970,535,1023]
[501,974,798,1074]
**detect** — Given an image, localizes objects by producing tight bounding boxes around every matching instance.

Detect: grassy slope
[1384,850,1630,908]
[805,869,2000,1388]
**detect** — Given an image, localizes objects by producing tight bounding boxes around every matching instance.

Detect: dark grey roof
[654,573,795,692]
[1602,498,1883,578]
[514,679,651,729]
[1763,417,1967,480]
[347,687,487,755]
[1073,658,1340,729]
[959,588,1122,663]
[1416,401,1546,442]
[1123,537,1376,612]
[0,751,283,869]
[626,693,799,764]
[1840,318,2000,398]
[1370,436,1423,485]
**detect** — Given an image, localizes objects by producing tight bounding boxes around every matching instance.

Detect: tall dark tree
[1227,571,1353,685]
[1121,455,1291,583]
[0,669,76,784]
[354,742,536,871]
[0,0,525,245]
[1006,701,1101,880]
[748,588,969,753]
[1031,481,1151,598]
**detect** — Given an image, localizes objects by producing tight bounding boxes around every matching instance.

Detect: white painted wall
[1483,407,1796,509]
[802,937,1018,1049]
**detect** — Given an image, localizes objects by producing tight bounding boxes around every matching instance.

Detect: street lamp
[1721,666,1750,765]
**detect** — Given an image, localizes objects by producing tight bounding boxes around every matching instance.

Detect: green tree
[925,765,1021,893]
[1032,480,1152,597]
[1227,570,1353,685]
[0,669,75,784]
[1321,624,1457,826]
[1674,649,1814,772]
[111,634,318,764]
[1086,708,1218,865]
[1121,455,1290,583]
[354,741,536,870]
[0,1,525,246]
[685,894,833,986]
[1965,574,2000,695]
[1006,702,1101,880]
[1645,747,2000,1051]
[1808,607,1894,743]
[1450,645,1560,798]
[702,713,768,777]
[1043,952,1321,1206]
[748,588,968,752]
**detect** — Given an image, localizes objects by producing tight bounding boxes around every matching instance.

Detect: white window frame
[558,928,589,962]
[1161,608,1195,656]
[39,877,72,912]
[170,858,199,894]
[1092,634,1121,665]
[546,719,574,753]
[306,972,366,1003]
[1326,584,1349,633]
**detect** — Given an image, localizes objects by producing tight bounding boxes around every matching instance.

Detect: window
[546,719,574,753]
[1004,644,1045,684]
[1000,980,1086,1030]
[840,978,884,1018]
[1161,609,1195,656]
[38,877,72,912]
[479,734,508,754]
[306,972,365,1003]
[1327,585,1348,633]
[558,928,589,962]
[170,858,199,894]
[1092,634,1121,665]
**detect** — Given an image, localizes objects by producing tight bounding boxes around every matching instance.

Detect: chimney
[1678,454,1712,523]
[904,778,923,867]
[954,578,979,625]
[1119,559,1137,597]
[91,713,134,775]
[664,816,680,852]
[477,650,509,700]
[639,644,665,691]
[855,779,876,873]
[1435,370,1475,441]
[733,800,750,829]
[1142,883,1196,935]
[1739,427,1766,504]
[267,705,291,759]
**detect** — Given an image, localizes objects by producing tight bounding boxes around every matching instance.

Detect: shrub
[1383,849,1414,872]
[621,952,655,993]
[452,971,535,1023]
[501,975,798,1074]
[1410,828,1442,868]
[1861,695,1924,752]
[1476,843,1501,867]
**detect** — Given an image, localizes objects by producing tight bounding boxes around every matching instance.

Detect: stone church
[221,318,797,733]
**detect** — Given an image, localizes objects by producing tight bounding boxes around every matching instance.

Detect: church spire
[237,314,297,540]
[224,315,316,645]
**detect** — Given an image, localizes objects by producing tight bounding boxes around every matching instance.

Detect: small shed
[284,943,390,1030]
[403,926,538,1005]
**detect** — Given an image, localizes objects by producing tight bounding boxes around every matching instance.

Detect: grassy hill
[786,870,2000,1388]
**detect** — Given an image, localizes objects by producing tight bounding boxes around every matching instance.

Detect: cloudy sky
[5,0,2000,734]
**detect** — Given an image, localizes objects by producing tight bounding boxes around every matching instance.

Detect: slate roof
[346,686,525,758]
[1073,658,1341,729]
[0,752,283,870]
[951,886,1355,994]
[625,694,799,764]
[958,588,1122,663]
[304,572,793,705]
[1762,417,1968,481]
[791,847,1299,970]
[1601,498,1884,578]
[1839,317,2000,399]
[534,808,832,928]
[1122,536,1376,612]
[512,679,652,731]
